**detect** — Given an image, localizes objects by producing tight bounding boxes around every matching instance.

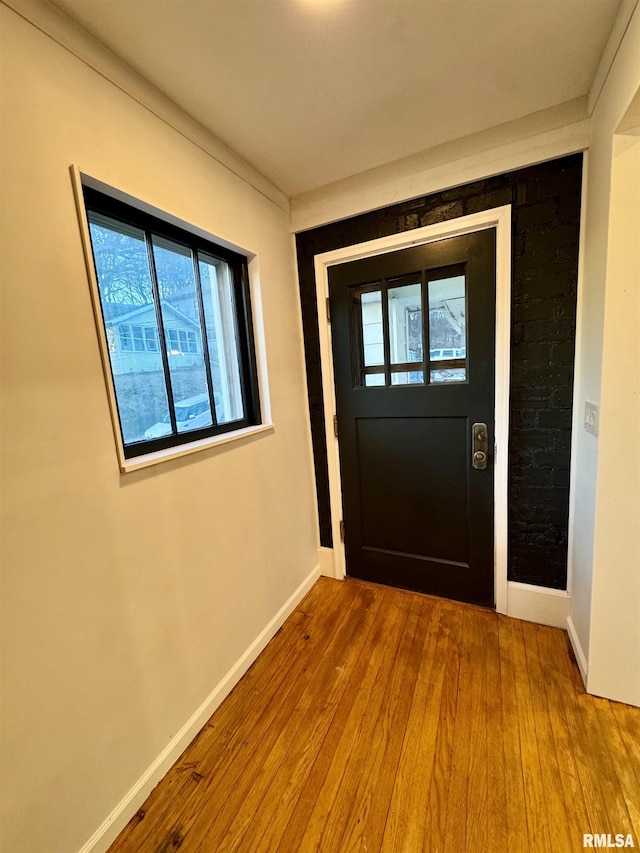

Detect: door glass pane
[364,373,385,387]
[428,275,466,356]
[428,274,466,383]
[430,367,466,383]
[391,370,424,386]
[388,282,423,365]
[151,236,213,434]
[87,212,169,446]
[360,290,384,367]
[198,253,245,424]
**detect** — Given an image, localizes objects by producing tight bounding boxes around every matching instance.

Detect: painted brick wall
[296,154,582,590]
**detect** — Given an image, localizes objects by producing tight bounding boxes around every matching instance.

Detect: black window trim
[83,185,262,461]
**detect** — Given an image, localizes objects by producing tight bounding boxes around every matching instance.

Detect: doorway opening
[313,207,512,612]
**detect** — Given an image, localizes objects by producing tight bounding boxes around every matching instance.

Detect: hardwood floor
[108,578,640,852]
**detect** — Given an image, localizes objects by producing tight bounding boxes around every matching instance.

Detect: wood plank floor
[108,578,640,853]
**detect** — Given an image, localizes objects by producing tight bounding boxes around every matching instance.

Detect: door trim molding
[313,206,512,614]
[507,581,571,629]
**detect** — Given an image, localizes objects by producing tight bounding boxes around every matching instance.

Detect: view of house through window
[84,188,259,459]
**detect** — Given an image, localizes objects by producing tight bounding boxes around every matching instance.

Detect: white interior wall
[588,128,639,706]
[568,3,640,704]
[0,6,319,853]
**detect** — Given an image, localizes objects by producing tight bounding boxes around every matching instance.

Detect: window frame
[78,182,264,468]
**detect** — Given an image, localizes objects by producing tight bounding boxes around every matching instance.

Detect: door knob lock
[473,450,487,466]
[472,423,489,469]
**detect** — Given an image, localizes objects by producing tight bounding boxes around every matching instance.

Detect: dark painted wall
[296,154,582,590]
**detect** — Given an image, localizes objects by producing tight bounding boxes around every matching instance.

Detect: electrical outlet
[584,401,599,436]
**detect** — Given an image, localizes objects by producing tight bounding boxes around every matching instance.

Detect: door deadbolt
[472,423,488,470]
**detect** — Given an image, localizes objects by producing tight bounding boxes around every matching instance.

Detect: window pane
[144,327,157,351]
[428,275,466,357]
[87,213,169,445]
[132,325,145,351]
[391,370,424,386]
[198,253,244,424]
[364,373,385,387]
[388,282,423,365]
[360,290,384,367]
[119,326,132,352]
[430,367,467,383]
[152,236,213,434]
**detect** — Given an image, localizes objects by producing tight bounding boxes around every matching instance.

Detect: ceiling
[51,0,622,197]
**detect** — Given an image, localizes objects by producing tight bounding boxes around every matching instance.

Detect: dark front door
[329,230,496,607]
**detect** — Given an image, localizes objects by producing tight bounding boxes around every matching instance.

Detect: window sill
[120,423,275,473]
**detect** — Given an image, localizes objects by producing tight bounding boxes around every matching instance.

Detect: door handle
[472,423,488,469]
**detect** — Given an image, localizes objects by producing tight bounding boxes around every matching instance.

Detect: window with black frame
[83,187,260,460]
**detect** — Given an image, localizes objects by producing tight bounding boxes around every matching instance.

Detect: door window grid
[352,267,468,387]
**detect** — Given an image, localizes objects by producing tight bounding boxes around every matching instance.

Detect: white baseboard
[566,614,589,687]
[318,546,336,578]
[78,564,322,853]
[506,581,571,629]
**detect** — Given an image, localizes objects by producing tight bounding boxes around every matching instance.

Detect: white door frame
[313,206,512,614]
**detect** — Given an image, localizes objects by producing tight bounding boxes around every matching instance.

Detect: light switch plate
[584,401,599,436]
